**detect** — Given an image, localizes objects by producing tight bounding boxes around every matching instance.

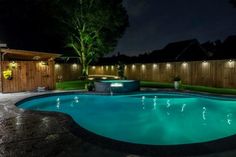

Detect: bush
[86,82,95,91]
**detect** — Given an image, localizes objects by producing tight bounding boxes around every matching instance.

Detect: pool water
[18,93,236,145]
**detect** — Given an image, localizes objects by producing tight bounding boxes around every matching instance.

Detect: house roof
[0,49,61,61]
[148,39,211,62]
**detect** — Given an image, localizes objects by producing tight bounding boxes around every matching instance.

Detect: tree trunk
[81,63,89,78]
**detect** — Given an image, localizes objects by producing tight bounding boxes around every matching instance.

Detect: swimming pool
[17,92,236,147]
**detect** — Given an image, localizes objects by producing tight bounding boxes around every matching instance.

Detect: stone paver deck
[0,91,236,157]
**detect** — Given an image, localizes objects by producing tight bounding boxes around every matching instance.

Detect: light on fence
[166,63,171,69]
[9,61,17,69]
[111,65,114,70]
[92,66,96,70]
[202,61,209,67]
[40,61,48,66]
[106,66,109,70]
[141,64,146,70]
[125,65,127,70]
[101,66,104,70]
[72,63,77,68]
[182,62,188,68]
[55,64,60,69]
[132,64,136,70]
[228,60,235,68]
[153,64,157,69]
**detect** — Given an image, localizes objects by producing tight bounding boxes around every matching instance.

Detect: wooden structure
[55,60,236,88]
[0,49,61,93]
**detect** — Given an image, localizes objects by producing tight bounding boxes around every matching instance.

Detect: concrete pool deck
[1,90,236,157]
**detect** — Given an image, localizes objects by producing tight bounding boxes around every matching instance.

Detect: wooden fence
[0,61,55,93]
[55,59,236,88]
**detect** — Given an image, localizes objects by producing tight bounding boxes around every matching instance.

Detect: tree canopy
[0,0,128,76]
[56,0,129,76]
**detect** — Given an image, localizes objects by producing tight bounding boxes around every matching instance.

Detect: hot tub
[94,80,140,93]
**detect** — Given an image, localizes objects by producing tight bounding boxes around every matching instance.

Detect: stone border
[14,90,236,157]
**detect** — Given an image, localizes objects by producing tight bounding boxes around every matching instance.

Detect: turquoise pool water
[18,93,236,145]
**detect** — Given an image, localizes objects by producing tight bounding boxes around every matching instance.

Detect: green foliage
[117,62,125,79]
[56,0,129,76]
[56,80,91,90]
[173,76,181,81]
[141,81,236,95]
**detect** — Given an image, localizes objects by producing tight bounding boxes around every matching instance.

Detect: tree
[230,0,236,7]
[57,0,129,77]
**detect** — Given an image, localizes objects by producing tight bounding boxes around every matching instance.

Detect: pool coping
[14,90,236,157]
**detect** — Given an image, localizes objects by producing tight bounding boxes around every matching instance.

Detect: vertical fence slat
[55,60,236,88]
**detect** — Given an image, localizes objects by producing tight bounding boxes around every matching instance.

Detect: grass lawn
[141,81,236,95]
[56,80,236,95]
[56,80,91,90]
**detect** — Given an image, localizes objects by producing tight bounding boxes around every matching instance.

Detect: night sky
[114,0,236,56]
[0,0,236,56]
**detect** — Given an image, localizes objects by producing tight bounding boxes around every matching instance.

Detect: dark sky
[114,0,236,56]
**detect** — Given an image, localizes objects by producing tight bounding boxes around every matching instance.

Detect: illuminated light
[153,64,157,69]
[106,66,109,70]
[55,64,60,69]
[125,65,127,69]
[202,61,209,67]
[227,113,232,125]
[74,96,79,103]
[153,96,157,110]
[72,63,77,68]
[142,96,145,110]
[15,116,22,126]
[202,107,206,120]
[88,77,94,80]
[141,64,146,70]
[33,56,41,60]
[92,66,96,70]
[102,77,107,80]
[181,104,186,112]
[132,64,136,70]
[182,62,188,67]
[40,61,48,66]
[228,60,235,68]
[56,98,60,109]
[111,65,114,70]
[114,76,119,79]
[167,99,171,108]
[101,66,104,70]
[9,61,17,68]
[166,63,171,68]
[110,83,123,87]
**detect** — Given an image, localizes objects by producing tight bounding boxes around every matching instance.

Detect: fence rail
[55,59,236,88]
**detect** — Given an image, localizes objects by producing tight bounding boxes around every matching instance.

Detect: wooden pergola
[0,49,61,93]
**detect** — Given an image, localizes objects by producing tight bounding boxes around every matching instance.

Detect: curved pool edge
[14,90,236,157]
